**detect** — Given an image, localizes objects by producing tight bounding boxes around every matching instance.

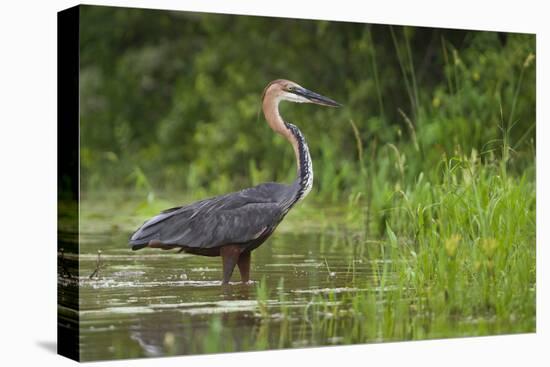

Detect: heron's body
[129,80,340,284]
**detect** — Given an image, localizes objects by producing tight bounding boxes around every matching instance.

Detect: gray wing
[129,183,288,250]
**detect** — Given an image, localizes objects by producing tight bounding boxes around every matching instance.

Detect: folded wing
[129,185,286,250]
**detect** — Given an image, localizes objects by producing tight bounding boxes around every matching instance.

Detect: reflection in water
[74,229,381,361]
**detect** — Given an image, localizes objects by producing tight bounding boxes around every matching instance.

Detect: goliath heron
[129,79,341,284]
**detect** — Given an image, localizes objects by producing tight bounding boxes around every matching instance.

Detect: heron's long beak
[295,87,342,107]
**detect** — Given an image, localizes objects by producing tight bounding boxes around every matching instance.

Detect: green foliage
[79,6,535,200]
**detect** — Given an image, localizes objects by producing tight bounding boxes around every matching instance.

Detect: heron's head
[262,79,341,107]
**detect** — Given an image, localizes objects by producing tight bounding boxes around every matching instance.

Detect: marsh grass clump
[197,147,535,350]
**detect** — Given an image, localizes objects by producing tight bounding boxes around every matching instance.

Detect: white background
[0,0,547,366]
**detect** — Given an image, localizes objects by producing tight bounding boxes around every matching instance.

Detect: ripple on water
[80,306,156,316]
[189,267,218,272]
[177,300,259,315]
[272,254,305,258]
[291,287,361,295]
[83,278,224,289]
[81,300,261,317]
[264,263,323,268]
[112,271,147,277]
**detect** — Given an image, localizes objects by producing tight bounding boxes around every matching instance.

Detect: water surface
[62,211,389,361]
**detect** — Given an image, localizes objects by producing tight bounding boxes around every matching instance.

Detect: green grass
[191,144,535,352]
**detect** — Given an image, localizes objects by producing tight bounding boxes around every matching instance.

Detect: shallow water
[58,193,533,361]
[60,216,392,361]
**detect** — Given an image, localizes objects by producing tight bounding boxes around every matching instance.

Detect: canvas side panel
[57,5,80,362]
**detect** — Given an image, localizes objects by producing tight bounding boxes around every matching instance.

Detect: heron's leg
[220,245,241,284]
[237,251,251,283]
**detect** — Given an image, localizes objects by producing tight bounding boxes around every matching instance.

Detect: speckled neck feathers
[284,122,313,203]
[262,89,313,205]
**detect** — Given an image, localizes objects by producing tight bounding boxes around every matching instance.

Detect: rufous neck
[263,95,300,170]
